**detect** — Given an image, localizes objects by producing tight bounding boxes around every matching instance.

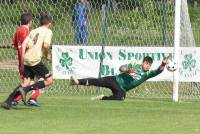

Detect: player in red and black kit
[12,13,42,106]
[12,13,30,79]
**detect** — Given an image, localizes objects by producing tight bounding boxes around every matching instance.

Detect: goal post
[173,0,181,102]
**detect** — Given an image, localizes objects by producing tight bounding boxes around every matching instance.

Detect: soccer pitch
[0,94,200,134]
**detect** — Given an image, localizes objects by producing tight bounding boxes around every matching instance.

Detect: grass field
[0,94,200,134]
[1,2,200,133]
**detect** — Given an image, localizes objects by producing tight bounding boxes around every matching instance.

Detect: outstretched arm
[158,54,170,71]
[147,54,170,79]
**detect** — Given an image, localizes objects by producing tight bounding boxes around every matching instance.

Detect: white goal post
[173,0,181,102]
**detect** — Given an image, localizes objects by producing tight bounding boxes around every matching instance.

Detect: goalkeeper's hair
[21,12,32,25]
[40,13,52,26]
[143,56,153,64]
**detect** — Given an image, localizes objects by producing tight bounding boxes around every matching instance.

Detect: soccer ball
[166,60,177,72]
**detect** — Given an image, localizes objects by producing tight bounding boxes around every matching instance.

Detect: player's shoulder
[30,27,41,32]
[46,28,53,35]
[16,26,28,33]
[45,27,53,34]
[41,26,52,32]
[32,26,52,34]
[29,26,45,33]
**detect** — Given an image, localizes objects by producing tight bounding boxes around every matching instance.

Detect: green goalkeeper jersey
[115,62,163,92]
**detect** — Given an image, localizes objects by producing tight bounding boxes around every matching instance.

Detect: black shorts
[24,62,51,80]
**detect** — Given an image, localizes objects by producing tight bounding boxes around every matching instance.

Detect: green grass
[0,94,200,134]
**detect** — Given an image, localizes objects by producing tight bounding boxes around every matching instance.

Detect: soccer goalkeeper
[71,55,170,100]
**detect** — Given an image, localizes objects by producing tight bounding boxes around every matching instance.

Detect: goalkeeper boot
[27,99,40,107]
[70,75,79,85]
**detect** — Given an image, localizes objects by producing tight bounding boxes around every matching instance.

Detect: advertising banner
[52,45,200,82]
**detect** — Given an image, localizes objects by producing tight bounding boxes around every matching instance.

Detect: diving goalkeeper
[71,55,170,100]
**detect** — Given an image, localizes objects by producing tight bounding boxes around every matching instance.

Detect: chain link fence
[0,0,200,100]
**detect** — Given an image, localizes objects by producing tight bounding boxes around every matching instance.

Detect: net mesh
[179,0,200,101]
[0,0,199,100]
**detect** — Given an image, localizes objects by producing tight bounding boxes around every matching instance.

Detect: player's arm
[43,42,51,60]
[158,54,170,71]
[43,31,53,60]
[147,54,170,79]
[119,62,137,73]
[21,36,29,60]
[17,35,29,72]
[12,33,18,49]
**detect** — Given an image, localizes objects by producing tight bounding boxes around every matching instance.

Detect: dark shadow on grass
[0,104,40,111]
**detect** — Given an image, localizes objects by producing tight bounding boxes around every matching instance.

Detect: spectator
[72,0,90,45]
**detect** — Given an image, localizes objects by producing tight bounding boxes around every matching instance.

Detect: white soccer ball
[166,60,177,72]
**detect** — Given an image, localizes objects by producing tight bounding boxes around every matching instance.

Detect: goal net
[177,0,200,101]
[0,0,199,101]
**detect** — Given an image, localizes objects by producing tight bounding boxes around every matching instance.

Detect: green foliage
[189,4,200,24]
[0,1,199,46]
[189,4,200,45]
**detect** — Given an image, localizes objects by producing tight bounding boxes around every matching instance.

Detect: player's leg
[74,26,79,45]
[1,86,22,109]
[91,76,126,101]
[1,85,25,109]
[101,91,126,101]
[14,77,31,100]
[71,75,126,100]
[20,62,53,100]
[14,66,34,104]
[103,78,126,100]
[12,77,31,107]
[92,89,126,101]
[80,25,88,45]
[2,64,40,107]
[22,76,52,97]
[27,78,44,107]
[71,75,114,88]
[13,48,25,103]
[1,77,31,109]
